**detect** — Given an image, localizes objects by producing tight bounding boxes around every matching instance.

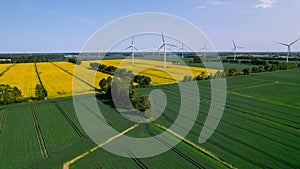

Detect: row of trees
[68,58,82,65]
[90,63,117,75]
[90,63,151,88]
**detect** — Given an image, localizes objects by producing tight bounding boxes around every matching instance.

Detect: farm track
[31,106,48,158]
[54,102,85,137]
[62,123,140,169]
[153,123,236,169]
[0,110,5,134]
[146,130,205,169]
[160,111,299,169]
[34,63,45,88]
[0,64,15,77]
[50,62,97,90]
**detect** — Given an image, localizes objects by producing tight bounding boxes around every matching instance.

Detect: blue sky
[0,0,299,52]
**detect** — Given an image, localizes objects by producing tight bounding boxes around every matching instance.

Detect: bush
[0,84,23,105]
[35,84,48,100]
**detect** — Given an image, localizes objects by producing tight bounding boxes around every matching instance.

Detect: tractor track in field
[54,102,85,137]
[160,112,299,169]
[62,123,140,169]
[31,106,48,158]
[0,64,15,77]
[50,62,97,91]
[146,130,205,169]
[0,110,5,134]
[153,123,236,169]
[126,150,148,169]
[34,63,45,88]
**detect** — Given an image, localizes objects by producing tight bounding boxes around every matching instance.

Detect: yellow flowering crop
[0,63,39,98]
[36,62,93,98]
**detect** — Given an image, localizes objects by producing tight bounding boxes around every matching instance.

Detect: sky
[0,0,300,53]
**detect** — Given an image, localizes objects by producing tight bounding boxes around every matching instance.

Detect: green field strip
[31,106,48,158]
[126,149,149,169]
[0,64,15,77]
[50,62,97,90]
[0,106,43,169]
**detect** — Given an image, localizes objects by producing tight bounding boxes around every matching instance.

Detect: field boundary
[31,106,48,158]
[153,123,236,169]
[54,102,85,137]
[0,110,5,134]
[62,123,140,169]
[0,64,15,77]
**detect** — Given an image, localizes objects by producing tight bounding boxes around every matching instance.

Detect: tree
[252,66,259,73]
[183,76,193,82]
[99,76,112,93]
[35,84,48,100]
[242,68,250,75]
[0,84,23,105]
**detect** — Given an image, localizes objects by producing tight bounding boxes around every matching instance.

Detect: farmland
[0,59,217,98]
[0,66,299,168]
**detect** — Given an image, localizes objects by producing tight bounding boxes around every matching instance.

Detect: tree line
[90,62,151,88]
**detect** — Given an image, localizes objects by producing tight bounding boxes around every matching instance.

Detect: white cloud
[254,0,279,9]
[196,5,207,9]
[210,1,227,5]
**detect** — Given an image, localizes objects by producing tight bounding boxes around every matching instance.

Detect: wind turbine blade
[232,40,236,47]
[157,44,164,51]
[290,38,300,46]
[124,46,131,50]
[134,47,138,51]
[237,46,244,49]
[167,44,177,48]
[278,42,289,46]
[161,31,165,43]
[131,36,135,45]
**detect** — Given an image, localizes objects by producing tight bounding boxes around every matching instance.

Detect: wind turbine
[125,36,138,64]
[178,43,185,59]
[96,46,101,58]
[278,38,299,63]
[158,31,177,68]
[200,42,209,60]
[232,40,243,61]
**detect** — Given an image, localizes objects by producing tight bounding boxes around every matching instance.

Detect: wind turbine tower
[158,31,177,68]
[125,36,138,64]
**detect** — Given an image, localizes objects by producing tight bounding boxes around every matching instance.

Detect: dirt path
[154,123,236,169]
[62,123,140,169]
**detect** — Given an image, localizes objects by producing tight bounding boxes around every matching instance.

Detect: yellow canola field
[0,63,39,98]
[36,63,93,98]
[0,64,14,73]
[83,59,218,85]
[53,62,110,89]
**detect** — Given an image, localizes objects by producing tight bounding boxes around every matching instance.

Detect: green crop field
[0,69,299,168]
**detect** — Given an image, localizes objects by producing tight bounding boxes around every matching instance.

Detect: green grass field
[0,69,299,168]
